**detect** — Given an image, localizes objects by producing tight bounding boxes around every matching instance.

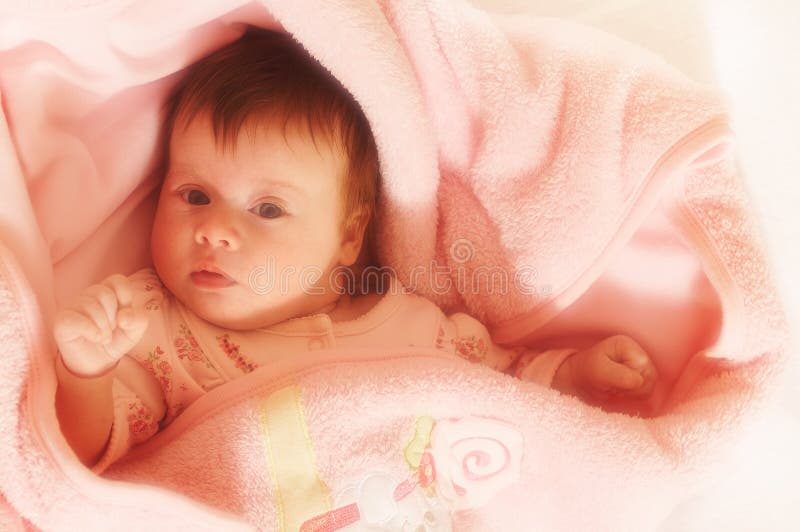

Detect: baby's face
[151,111,355,329]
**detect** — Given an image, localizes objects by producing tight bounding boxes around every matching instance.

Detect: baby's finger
[598,361,645,392]
[117,307,148,335]
[104,306,149,359]
[613,361,658,399]
[77,297,113,343]
[105,308,147,357]
[101,273,134,308]
[610,335,651,371]
[54,309,105,345]
[83,284,119,327]
[637,362,659,395]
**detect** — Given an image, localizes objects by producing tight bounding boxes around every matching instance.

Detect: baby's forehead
[175,102,342,147]
[176,108,346,163]
[168,110,349,187]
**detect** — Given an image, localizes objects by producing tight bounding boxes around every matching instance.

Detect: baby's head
[151,28,380,330]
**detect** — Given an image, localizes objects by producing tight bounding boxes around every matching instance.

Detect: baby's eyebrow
[166,170,306,200]
[257,179,303,194]
[163,168,198,182]
[162,170,210,192]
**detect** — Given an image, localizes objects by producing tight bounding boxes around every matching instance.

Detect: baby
[53,29,658,470]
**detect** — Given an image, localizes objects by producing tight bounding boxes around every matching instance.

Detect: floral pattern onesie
[92,268,577,473]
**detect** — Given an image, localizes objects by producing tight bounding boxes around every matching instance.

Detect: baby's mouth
[190,268,236,289]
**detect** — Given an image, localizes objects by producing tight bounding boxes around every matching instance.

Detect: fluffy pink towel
[0,0,792,530]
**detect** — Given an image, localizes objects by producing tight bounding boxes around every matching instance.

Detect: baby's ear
[338,208,370,267]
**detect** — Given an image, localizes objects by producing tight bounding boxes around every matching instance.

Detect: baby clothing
[92,268,577,473]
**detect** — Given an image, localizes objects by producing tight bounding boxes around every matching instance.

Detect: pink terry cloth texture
[0,0,793,530]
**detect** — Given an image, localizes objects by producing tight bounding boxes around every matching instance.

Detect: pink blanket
[0,0,792,530]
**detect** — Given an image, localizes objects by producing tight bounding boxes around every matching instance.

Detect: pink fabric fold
[0,0,792,530]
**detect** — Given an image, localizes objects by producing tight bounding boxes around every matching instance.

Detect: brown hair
[162,27,380,243]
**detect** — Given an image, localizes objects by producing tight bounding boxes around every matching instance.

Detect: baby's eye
[252,202,284,219]
[181,189,210,205]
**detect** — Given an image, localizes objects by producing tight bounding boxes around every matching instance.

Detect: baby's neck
[325,290,383,323]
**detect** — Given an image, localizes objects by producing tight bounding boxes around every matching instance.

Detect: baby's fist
[555,335,658,402]
[54,274,148,377]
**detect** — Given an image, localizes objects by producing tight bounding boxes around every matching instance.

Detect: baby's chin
[186,299,286,330]
[177,290,308,330]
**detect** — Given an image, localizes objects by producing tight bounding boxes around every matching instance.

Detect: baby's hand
[54,274,149,377]
[554,334,658,402]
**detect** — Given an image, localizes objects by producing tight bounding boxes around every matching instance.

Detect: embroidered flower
[216,334,259,373]
[451,335,488,363]
[435,325,447,350]
[174,324,215,369]
[143,345,172,393]
[127,401,158,444]
[140,277,164,310]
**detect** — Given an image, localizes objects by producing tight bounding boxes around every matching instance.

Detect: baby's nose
[194,219,241,250]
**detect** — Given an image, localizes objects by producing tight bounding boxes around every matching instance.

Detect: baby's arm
[440,312,577,386]
[440,313,657,401]
[53,274,152,467]
[550,334,658,402]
